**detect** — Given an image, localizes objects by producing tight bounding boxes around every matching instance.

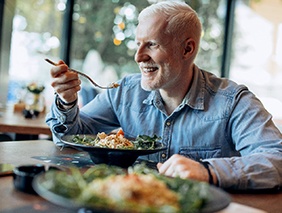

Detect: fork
[45,58,119,89]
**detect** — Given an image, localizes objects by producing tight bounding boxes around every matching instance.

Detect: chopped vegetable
[133,134,162,150]
[116,129,124,137]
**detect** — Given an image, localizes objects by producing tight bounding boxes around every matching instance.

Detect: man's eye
[149,42,157,47]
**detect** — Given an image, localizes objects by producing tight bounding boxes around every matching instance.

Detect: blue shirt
[46,65,282,190]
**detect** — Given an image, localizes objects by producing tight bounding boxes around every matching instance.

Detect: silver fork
[45,58,119,89]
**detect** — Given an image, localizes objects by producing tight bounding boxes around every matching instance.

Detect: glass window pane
[4,0,65,108]
[230,0,282,123]
[192,0,226,76]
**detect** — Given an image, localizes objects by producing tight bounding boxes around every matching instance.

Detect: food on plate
[81,173,180,212]
[94,131,134,149]
[37,164,209,213]
[71,130,162,150]
[72,131,133,149]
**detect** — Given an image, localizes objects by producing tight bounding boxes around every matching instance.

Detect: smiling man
[135,5,199,115]
[46,1,282,190]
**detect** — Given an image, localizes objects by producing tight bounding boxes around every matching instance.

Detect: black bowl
[60,135,166,168]
[13,164,45,194]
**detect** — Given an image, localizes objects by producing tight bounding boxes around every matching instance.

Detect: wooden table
[0,108,51,138]
[0,140,73,213]
[0,140,281,213]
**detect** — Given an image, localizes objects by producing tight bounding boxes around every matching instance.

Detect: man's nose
[135,47,150,63]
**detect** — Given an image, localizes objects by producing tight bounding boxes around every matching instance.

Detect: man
[46,1,282,190]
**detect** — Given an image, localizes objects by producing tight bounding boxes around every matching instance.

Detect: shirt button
[161,153,166,158]
[166,121,171,126]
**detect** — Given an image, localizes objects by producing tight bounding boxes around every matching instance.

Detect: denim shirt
[46,65,282,190]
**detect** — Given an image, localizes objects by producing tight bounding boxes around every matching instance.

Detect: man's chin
[141,82,155,91]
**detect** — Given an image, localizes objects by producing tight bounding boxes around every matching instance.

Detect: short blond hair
[138,1,202,52]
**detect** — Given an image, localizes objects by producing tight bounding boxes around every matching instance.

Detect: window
[230,0,282,122]
[0,0,64,108]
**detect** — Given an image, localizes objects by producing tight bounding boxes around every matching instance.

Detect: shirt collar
[143,90,159,105]
[182,65,205,110]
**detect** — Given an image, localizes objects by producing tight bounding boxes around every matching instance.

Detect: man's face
[135,15,184,91]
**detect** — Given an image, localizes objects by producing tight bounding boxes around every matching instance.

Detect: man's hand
[157,154,218,184]
[50,60,81,105]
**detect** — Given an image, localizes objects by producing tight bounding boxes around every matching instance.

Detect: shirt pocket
[179,147,222,161]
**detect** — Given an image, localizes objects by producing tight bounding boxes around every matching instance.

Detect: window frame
[0,0,15,105]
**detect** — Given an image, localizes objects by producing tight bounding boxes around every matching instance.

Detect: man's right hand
[50,60,81,105]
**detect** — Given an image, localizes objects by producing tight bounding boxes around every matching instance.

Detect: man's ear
[183,38,196,58]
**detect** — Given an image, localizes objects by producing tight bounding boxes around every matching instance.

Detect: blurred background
[0,0,282,128]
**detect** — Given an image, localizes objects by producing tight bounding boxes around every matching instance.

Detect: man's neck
[159,65,194,115]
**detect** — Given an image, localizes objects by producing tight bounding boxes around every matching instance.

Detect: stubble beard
[141,63,171,91]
